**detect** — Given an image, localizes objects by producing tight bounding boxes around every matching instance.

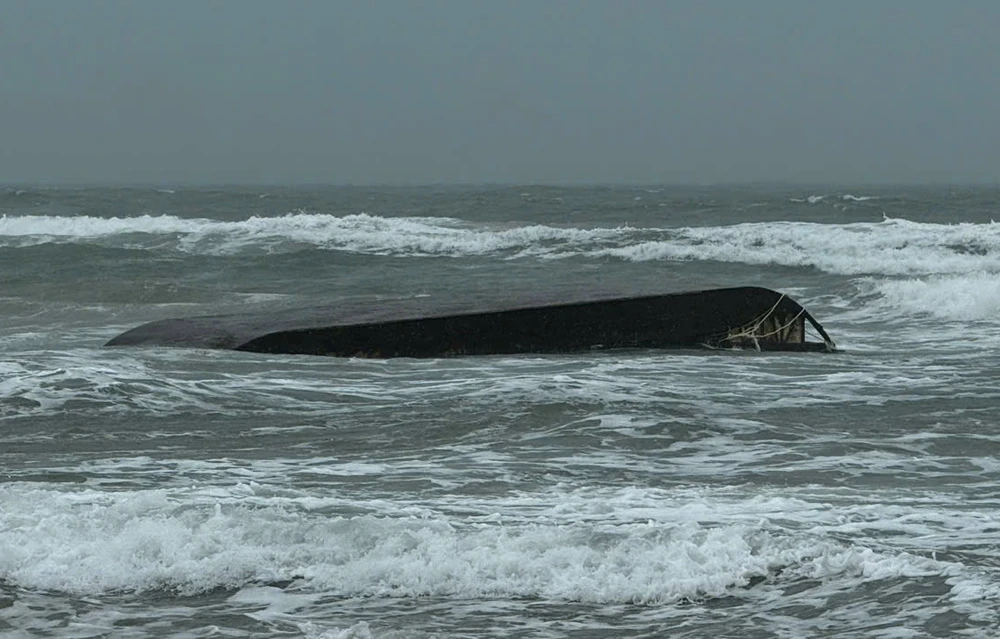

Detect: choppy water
[2,185,999,638]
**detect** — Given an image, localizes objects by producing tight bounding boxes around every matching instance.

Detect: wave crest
[0,484,975,602]
[3,213,1000,277]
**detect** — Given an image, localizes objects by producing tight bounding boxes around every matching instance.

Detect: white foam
[298,622,374,639]
[1,483,990,606]
[3,344,984,432]
[3,213,999,278]
[601,217,1000,276]
[861,273,1000,322]
[0,353,232,415]
[0,212,626,257]
[296,621,376,639]
[789,195,827,203]
[0,213,208,238]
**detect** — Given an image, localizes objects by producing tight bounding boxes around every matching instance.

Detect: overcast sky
[2,1,998,185]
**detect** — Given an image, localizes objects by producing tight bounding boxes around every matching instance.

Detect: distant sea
[2,185,999,638]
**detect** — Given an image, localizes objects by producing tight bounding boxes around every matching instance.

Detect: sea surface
[1,185,999,638]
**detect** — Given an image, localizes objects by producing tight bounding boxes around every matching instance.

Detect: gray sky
[2,1,998,185]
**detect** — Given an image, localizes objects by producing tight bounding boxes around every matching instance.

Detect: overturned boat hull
[106,286,835,357]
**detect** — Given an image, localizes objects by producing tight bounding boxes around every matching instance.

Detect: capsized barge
[106,286,835,357]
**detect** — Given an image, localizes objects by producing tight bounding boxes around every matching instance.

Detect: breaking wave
[598,217,1000,277]
[1,483,989,605]
[788,194,878,203]
[860,273,1000,322]
[0,212,624,257]
[2,213,999,277]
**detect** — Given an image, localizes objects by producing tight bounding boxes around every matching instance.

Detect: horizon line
[4,180,999,189]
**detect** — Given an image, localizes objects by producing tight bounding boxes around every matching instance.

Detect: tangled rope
[716,293,807,351]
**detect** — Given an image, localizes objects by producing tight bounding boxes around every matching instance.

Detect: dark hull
[106,286,835,357]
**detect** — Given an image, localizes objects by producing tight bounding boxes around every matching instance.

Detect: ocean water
[1,185,999,638]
